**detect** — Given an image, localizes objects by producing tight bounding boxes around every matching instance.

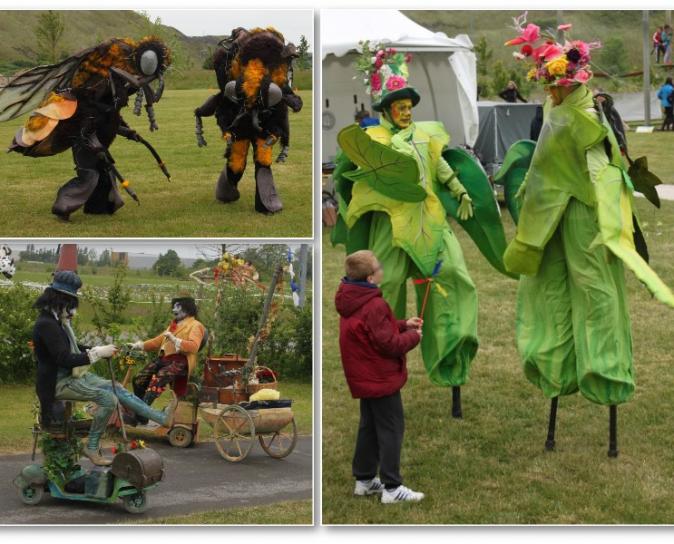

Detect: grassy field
[0,380,311,454]
[0,88,312,237]
[131,499,312,525]
[322,166,674,523]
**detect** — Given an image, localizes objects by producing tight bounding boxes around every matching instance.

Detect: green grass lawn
[0,380,311,454]
[322,196,674,525]
[0,89,312,237]
[130,499,312,525]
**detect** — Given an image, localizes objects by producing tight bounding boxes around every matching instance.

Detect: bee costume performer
[500,14,674,456]
[0,37,172,221]
[332,45,513,416]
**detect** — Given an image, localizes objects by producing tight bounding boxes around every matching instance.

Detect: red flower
[521,44,533,56]
[112,447,117,454]
[130,440,138,449]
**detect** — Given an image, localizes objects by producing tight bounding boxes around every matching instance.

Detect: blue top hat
[50,270,82,298]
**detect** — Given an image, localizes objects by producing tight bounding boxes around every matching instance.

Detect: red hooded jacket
[335,278,421,399]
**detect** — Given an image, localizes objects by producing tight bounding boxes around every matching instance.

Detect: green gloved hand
[457,192,474,221]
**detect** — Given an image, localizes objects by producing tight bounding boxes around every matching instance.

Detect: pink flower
[387,48,397,55]
[370,72,382,92]
[573,69,591,83]
[374,58,383,69]
[405,53,413,63]
[386,75,406,91]
[506,23,541,46]
[556,77,575,86]
[376,49,385,59]
[558,23,572,31]
[537,43,563,61]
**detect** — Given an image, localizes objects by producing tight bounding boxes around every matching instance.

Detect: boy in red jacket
[335,250,424,504]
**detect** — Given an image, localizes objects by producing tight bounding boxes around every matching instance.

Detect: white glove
[163,331,182,351]
[88,344,117,363]
[128,341,145,350]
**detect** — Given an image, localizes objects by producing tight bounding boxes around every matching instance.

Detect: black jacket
[32,310,90,425]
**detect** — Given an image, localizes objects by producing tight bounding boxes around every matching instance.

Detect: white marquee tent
[321,9,479,162]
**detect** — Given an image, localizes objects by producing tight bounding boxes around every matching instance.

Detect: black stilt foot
[608,405,618,458]
[451,386,463,419]
[545,397,558,451]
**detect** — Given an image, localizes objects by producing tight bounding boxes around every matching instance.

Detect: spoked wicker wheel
[213,405,255,462]
[259,417,298,459]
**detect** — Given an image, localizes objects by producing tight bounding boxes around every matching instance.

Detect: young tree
[296,34,311,70]
[35,10,65,64]
[153,249,184,277]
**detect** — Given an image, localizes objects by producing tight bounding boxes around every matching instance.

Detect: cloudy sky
[144,9,313,48]
[3,241,305,260]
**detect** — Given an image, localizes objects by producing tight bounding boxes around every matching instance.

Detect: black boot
[608,405,618,458]
[254,164,283,214]
[545,397,558,451]
[215,167,241,203]
[451,386,463,419]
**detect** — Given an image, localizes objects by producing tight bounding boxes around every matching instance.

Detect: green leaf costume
[332,117,509,387]
[505,84,674,406]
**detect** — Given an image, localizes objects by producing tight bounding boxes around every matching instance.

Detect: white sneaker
[354,477,384,496]
[381,485,425,504]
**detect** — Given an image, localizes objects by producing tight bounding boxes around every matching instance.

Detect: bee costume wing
[0,46,94,122]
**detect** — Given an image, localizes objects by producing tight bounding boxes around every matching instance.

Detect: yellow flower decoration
[121,180,130,188]
[526,67,538,81]
[545,56,568,77]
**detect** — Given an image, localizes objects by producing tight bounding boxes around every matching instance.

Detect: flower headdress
[355,41,419,112]
[505,12,601,87]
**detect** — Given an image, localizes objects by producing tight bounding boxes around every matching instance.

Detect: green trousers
[369,212,478,386]
[516,198,634,405]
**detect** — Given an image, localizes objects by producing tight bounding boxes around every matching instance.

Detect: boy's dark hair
[345,250,377,281]
[666,77,673,86]
[33,287,79,313]
[171,297,198,318]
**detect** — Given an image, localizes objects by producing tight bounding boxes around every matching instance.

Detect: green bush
[0,284,38,384]
[202,283,312,381]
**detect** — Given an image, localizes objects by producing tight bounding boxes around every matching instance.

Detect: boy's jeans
[352,391,404,490]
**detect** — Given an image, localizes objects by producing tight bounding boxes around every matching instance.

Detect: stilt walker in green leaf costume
[502,14,674,456]
[332,44,512,417]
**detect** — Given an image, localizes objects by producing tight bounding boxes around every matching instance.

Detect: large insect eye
[140,50,159,76]
[224,80,238,102]
[267,82,282,107]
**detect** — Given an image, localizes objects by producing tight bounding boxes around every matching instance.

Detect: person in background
[499,80,528,103]
[355,109,379,128]
[529,105,544,141]
[657,77,674,131]
[660,25,672,64]
[653,26,664,64]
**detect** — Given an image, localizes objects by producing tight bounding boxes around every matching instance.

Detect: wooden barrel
[111,448,164,489]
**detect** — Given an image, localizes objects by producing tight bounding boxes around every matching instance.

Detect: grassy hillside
[0,11,312,90]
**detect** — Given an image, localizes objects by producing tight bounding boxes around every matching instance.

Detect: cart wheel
[123,491,148,514]
[213,405,255,462]
[18,484,44,505]
[168,426,194,448]
[259,417,298,459]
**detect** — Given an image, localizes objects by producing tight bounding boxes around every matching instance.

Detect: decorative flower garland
[505,12,601,86]
[355,40,412,102]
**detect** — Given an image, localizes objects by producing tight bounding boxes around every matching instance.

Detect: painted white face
[172,302,187,321]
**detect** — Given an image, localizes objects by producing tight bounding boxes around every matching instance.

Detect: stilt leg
[545,397,558,451]
[608,405,618,458]
[451,386,463,419]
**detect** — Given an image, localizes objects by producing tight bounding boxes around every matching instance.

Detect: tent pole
[643,10,652,127]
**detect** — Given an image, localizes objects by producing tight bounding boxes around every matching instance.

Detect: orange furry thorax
[242,58,266,106]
